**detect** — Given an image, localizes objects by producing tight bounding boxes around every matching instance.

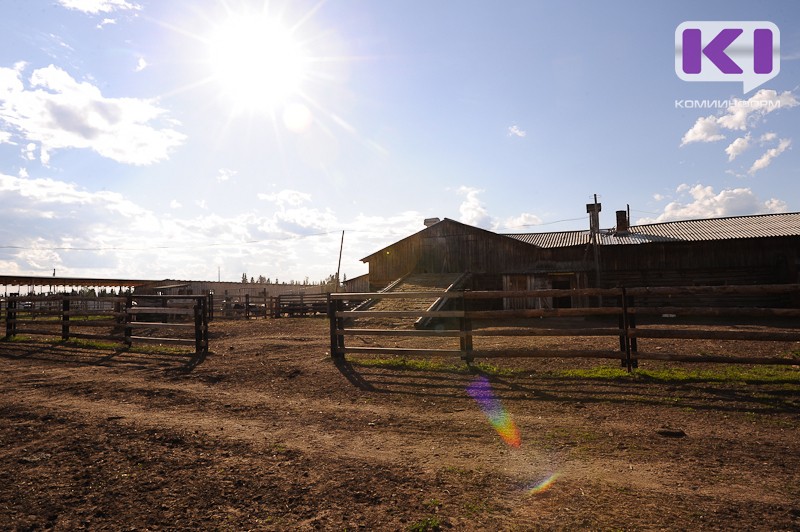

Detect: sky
[1,0,799,284]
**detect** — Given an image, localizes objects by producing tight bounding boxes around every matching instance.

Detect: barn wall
[598,236,800,287]
[365,220,559,289]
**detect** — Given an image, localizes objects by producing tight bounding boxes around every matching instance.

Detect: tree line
[241,273,343,291]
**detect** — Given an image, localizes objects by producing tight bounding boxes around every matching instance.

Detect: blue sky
[1,0,798,283]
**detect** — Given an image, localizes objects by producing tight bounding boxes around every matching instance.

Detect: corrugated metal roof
[504,212,800,248]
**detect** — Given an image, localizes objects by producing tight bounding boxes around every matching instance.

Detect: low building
[360,209,800,308]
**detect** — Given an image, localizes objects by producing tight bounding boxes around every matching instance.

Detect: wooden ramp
[352,273,469,329]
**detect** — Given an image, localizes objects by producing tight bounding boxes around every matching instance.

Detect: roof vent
[424,217,441,227]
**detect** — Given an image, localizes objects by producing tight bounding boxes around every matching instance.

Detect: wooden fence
[3,294,210,353]
[328,284,800,371]
[217,293,329,319]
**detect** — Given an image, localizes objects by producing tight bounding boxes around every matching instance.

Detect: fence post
[245,294,250,319]
[460,317,473,363]
[5,296,16,339]
[620,288,633,373]
[124,294,133,348]
[328,294,344,359]
[627,293,638,368]
[207,293,214,322]
[194,297,204,353]
[61,297,70,341]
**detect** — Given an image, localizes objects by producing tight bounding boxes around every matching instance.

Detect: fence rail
[328,284,800,371]
[3,294,209,354]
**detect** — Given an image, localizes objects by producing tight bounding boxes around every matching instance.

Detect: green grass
[349,356,800,384]
[347,356,513,376]
[408,516,441,532]
[554,365,800,383]
[1,334,192,355]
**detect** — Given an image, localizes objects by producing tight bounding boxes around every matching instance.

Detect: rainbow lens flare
[527,472,560,495]
[467,375,521,447]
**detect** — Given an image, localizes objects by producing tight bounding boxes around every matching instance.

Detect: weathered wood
[58,319,119,327]
[60,332,124,342]
[339,328,464,337]
[342,347,466,356]
[634,351,800,365]
[470,327,625,337]
[125,322,196,329]
[626,284,800,297]
[331,291,458,300]
[337,310,466,318]
[465,308,621,319]
[464,288,623,299]
[630,329,800,341]
[630,307,800,318]
[128,307,195,316]
[468,349,624,359]
[126,336,195,345]
[12,328,61,337]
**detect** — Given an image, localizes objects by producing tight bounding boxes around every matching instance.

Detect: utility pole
[335,230,344,292]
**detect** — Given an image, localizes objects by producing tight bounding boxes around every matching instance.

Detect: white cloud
[717,90,798,131]
[724,134,750,161]
[23,142,37,161]
[636,184,787,223]
[169,199,182,209]
[457,186,492,229]
[0,64,185,165]
[215,168,236,182]
[680,116,724,145]
[0,172,419,283]
[97,18,116,28]
[681,89,798,147]
[759,132,777,143]
[258,189,312,207]
[749,138,791,174]
[502,212,542,230]
[58,0,141,14]
[507,125,526,138]
[134,57,147,72]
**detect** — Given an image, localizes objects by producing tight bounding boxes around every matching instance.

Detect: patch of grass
[1,334,191,355]
[558,367,631,380]
[553,365,800,384]
[463,499,490,516]
[349,356,513,376]
[350,356,462,372]
[423,498,441,509]
[408,516,441,532]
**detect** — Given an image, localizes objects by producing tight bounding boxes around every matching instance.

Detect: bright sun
[207,13,308,112]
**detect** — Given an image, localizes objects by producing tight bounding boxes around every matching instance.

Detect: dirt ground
[1,317,799,531]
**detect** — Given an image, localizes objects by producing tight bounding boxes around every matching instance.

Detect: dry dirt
[1,317,799,531]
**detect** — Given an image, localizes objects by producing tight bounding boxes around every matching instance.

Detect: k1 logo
[675,21,780,94]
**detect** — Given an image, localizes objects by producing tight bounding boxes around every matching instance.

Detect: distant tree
[250,276,255,284]
[257,275,267,284]
[241,273,248,283]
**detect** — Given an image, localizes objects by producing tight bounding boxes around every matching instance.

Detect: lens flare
[466,375,521,447]
[527,472,560,495]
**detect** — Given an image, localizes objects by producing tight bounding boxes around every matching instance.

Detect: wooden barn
[359,209,800,309]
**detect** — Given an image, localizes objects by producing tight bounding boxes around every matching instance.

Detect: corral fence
[3,294,210,354]
[328,284,800,371]
[218,293,329,319]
